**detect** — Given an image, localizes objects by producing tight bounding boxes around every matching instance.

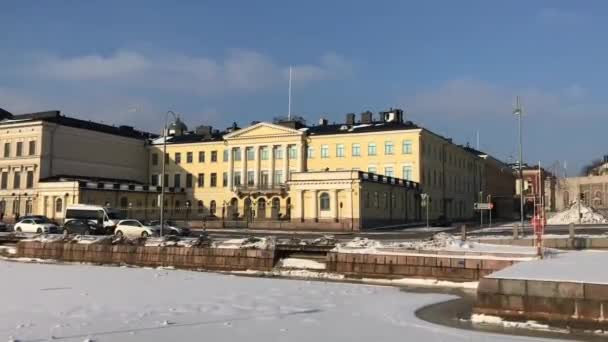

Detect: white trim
[223,122,303,139]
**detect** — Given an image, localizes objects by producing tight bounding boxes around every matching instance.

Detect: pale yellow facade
[148,120,482,225]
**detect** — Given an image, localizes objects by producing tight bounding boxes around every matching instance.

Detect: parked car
[20,215,59,225]
[114,219,160,238]
[147,220,191,236]
[433,215,452,227]
[62,219,107,235]
[14,218,59,234]
[0,221,8,232]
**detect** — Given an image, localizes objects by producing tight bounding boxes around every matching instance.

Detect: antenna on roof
[288,66,292,121]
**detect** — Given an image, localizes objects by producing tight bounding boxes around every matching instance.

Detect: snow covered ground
[547,201,608,224]
[489,250,608,284]
[0,260,561,342]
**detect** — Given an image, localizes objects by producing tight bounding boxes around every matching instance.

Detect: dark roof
[2,110,155,140]
[0,108,13,120]
[305,121,419,136]
[39,174,144,185]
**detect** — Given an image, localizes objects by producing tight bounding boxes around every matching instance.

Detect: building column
[240,146,247,188]
[331,189,339,222]
[269,145,275,187]
[228,147,234,190]
[296,142,304,172]
[282,144,289,184]
[311,190,318,222]
[254,145,260,187]
[299,190,305,222]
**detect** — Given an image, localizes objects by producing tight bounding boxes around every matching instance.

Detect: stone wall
[326,251,519,282]
[475,278,608,328]
[15,240,274,271]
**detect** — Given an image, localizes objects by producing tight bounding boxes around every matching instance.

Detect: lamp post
[513,97,524,231]
[160,110,178,237]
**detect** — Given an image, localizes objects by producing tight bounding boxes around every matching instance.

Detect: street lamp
[513,97,524,231]
[160,110,178,237]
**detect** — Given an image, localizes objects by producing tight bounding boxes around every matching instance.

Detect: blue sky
[1,1,607,174]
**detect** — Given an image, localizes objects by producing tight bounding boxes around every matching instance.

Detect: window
[55,198,63,213]
[197,173,205,187]
[233,171,241,186]
[222,172,228,187]
[197,200,204,214]
[186,173,193,188]
[384,167,394,177]
[13,171,20,189]
[274,170,283,184]
[247,171,255,186]
[223,149,229,162]
[211,151,218,162]
[186,152,193,163]
[288,146,297,159]
[1,172,7,189]
[261,147,269,160]
[336,144,345,158]
[368,166,377,174]
[307,147,314,159]
[384,141,394,155]
[321,145,329,158]
[173,174,181,188]
[4,143,9,158]
[28,141,36,156]
[368,143,377,156]
[244,147,253,161]
[210,200,216,215]
[26,171,34,189]
[210,173,217,187]
[373,192,379,208]
[16,142,22,157]
[174,152,181,164]
[163,174,169,188]
[352,143,361,157]
[402,140,413,154]
[402,165,413,180]
[165,153,169,164]
[233,148,241,161]
[274,147,283,160]
[319,192,330,211]
[152,153,159,165]
[151,174,159,186]
[198,151,205,163]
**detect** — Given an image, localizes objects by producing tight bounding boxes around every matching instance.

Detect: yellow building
[148,109,484,227]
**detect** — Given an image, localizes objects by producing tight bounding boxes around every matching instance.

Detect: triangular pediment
[224,122,304,140]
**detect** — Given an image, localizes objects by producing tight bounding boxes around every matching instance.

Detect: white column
[331,189,339,222]
[240,146,247,188]
[296,142,304,172]
[269,145,275,187]
[228,147,234,189]
[311,190,318,222]
[253,145,260,187]
[282,144,289,184]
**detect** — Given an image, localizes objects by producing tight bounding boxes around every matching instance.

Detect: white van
[64,204,126,232]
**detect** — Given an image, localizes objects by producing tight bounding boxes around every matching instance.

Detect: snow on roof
[151,136,173,145]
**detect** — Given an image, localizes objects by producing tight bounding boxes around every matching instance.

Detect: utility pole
[160,110,178,237]
[513,97,524,231]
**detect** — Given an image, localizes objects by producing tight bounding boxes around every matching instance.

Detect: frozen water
[0,260,562,341]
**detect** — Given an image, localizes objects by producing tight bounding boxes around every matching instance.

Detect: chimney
[319,117,328,126]
[360,111,373,124]
[345,113,355,125]
[195,125,213,137]
[381,108,404,123]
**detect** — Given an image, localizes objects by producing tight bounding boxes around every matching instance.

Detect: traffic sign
[474,202,494,210]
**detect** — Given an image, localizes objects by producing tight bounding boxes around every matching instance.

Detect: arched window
[197,200,204,213]
[319,192,330,211]
[210,200,216,215]
[55,198,63,213]
[25,200,32,214]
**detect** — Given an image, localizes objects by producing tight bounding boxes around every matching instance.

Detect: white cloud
[26,49,353,96]
[403,78,591,119]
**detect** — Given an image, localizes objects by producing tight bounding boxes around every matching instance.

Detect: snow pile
[471,314,569,333]
[213,237,275,250]
[72,235,113,245]
[144,236,211,248]
[23,234,66,243]
[278,258,326,270]
[547,200,608,224]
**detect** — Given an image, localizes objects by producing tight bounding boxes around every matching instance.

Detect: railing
[234,184,287,192]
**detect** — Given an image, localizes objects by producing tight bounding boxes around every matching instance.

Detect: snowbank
[278,258,326,270]
[213,237,275,250]
[471,314,569,333]
[547,201,608,224]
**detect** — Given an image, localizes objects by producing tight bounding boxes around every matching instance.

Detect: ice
[0,260,559,341]
[547,200,608,224]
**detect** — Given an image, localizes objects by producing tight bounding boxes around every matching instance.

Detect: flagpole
[288,66,292,121]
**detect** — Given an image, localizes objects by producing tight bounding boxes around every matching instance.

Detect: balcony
[233,184,287,197]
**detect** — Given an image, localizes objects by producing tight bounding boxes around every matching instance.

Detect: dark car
[433,215,452,227]
[62,220,107,235]
[147,220,191,236]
